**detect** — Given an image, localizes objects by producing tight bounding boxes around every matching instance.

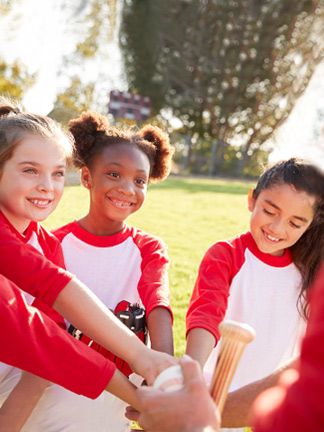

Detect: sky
[269,62,324,164]
[1,0,324,165]
[1,0,72,113]
[0,0,124,114]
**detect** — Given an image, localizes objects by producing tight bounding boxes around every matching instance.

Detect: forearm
[147,307,174,355]
[186,328,216,369]
[53,278,146,365]
[222,357,299,428]
[0,372,48,432]
[52,279,179,384]
[105,368,140,411]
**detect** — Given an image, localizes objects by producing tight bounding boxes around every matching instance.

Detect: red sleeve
[186,239,245,344]
[0,219,73,306]
[31,298,67,329]
[0,274,116,399]
[30,224,68,328]
[35,223,67,269]
[134,230,173,320]
[252,262,324,432]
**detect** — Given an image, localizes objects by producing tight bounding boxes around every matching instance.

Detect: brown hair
[68,111,174,181]
[0,95,74,172]
[253,157,324,320]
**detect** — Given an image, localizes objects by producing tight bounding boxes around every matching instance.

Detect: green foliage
[0,60,35,99]
[120,0,324,175]
[71,0,118,60]
[49,77,96,125]
[50,0,119,115]
[0,0,19,14]
[44,176,255,357]
[119,0,165,114]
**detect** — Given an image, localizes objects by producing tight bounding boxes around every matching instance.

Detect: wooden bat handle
[209,320,255,415]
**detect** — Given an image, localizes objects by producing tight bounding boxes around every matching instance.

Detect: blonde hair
[0,95,74,172]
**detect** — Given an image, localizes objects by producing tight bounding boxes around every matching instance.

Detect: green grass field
[44,175,255,357]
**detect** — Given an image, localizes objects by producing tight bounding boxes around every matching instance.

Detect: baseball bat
[209,320,255,415]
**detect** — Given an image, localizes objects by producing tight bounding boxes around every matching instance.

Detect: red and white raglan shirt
[0,211,119,432]
[0,212,115,420]
[1,273,115,399]
[53,221,172,321]
[186,231,306,430]
[26,220,172,432]
[252,262,324,432]
[0,210,72,309]
[0,210,72,402]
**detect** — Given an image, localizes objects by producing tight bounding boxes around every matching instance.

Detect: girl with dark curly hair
[0,99,178,432]
[30,111,175,431]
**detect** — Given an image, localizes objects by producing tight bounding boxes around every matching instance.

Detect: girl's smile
[108,197,135,208]
[0,134,66,233]
[79,143,150,236]
[27,198,53,207]
[248,183,315,256]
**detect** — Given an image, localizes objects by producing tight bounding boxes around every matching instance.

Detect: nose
[117,179,135,196]
[269,217,285,235]
[36,175,54,192]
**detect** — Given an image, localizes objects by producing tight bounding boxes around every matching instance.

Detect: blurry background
[1,0,324,178]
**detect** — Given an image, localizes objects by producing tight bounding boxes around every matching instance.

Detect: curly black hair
[68,111,174,181]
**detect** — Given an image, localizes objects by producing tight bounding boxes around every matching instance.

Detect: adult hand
[126,354,220,432]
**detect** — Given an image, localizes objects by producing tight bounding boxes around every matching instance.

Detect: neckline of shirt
[70,220,133,247]
[0,210,38,243]
[243,231,293,267]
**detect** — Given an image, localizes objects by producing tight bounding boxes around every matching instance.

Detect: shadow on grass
[149,176,256,195]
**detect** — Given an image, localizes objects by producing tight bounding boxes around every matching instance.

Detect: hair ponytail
[139,125,174,181]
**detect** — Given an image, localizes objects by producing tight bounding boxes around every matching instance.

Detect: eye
[54,170,65,177]
[23,168,37,174]
[135,178,146,186]
[107,172,120,178]
[290,221,301,229]
[263,208,274,216]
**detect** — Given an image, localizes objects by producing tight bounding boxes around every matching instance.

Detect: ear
[81,167,92,189]
[247,188,255,212]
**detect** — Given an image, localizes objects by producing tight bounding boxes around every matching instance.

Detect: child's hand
[126,355,220,432]
[130,348,180,385]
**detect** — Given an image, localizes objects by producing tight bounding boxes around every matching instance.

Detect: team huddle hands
[127,355,220,432]
[131,348,180,387]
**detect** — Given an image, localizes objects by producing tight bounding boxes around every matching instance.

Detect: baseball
[153,365,184,392]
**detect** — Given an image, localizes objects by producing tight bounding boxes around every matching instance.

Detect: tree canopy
[0,1,36,101]
[49,0,119,124]
[120,0,324,175]
[0,60,35,99]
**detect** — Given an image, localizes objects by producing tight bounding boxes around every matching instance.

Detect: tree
[0,0,15,14]
[120,0,324,176]
[50,0,119,122]
[0,1,36,101]
[0,60,35,99]
[48,77,96,124]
